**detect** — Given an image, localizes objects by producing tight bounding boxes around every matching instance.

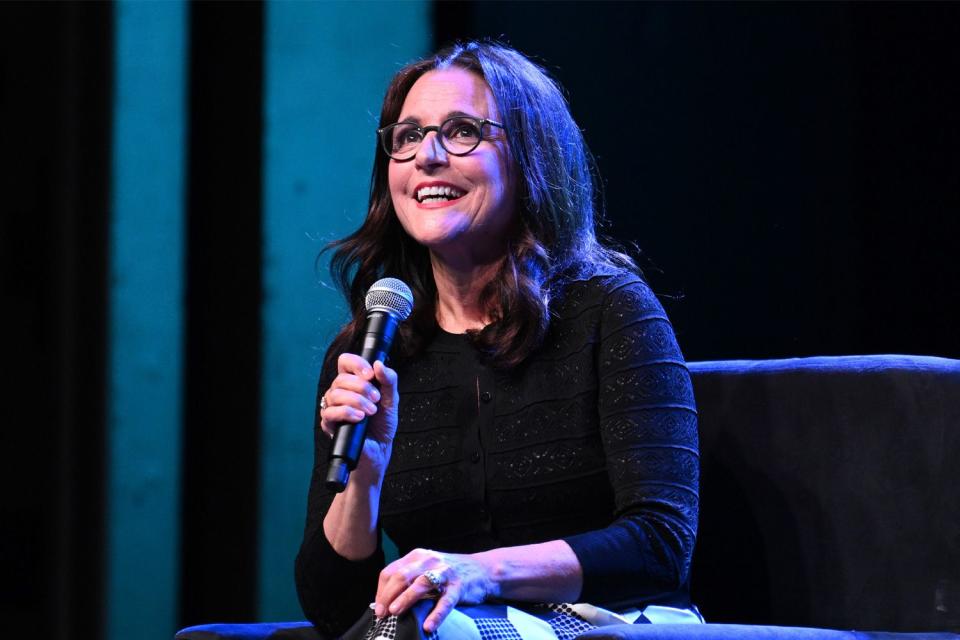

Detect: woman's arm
[321,454,387,558]
[564,275,699,606]
[474,539,582,602]
[295,357,399,636]
[318,357,398,559]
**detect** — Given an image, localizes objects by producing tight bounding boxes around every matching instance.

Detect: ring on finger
[421,570,445,596]
[319,393,329,412]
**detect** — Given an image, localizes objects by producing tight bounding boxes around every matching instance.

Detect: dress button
[471,451,481,463]
[480,391,492,403]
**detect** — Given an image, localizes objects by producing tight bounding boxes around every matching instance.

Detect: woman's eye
[449,123,480,139]
[392,127,421,148]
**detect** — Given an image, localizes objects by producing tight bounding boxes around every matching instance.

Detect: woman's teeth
[417,185,465,203]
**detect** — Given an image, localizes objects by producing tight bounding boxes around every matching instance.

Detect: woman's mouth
[415,184,466,204]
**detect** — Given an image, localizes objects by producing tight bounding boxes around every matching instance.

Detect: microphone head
[365,278,414,321]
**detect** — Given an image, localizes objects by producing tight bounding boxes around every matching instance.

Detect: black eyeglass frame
[377,116,505,161]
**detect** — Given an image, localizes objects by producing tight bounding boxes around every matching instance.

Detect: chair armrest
[574,623,960,640]
[175,621,320,640]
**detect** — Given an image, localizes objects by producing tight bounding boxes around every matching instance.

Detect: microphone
[325,277,414,493]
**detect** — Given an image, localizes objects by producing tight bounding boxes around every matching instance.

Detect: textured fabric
[341,600,699,640]
[174,621,319,640]
[576,624,960,640]
[172,621,959,640]
[688,355,960,632]
[295,274,700,637]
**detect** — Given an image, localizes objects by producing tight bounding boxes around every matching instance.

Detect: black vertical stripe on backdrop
[180,1,264,626]
[54,8,112,638]
[0,2,112,638]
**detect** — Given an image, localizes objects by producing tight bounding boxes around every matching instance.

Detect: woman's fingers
[372,549,484,632]
[318,355,384,436]
[423,586,460,633]
[372,359,396,386]
[320,402,365,428]
[372,360,398,409]
[374,562,419,618]
[386,571,447,617]
[337,353,375,379]
[318,387,374,438]
[378,569,459,633]
[375,549,451,618]
[328,386,379,415]
[331,371,381,399]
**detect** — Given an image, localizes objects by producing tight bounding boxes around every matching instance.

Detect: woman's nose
[415,130,448,167]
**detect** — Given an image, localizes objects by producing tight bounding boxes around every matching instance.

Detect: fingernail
[374,603,384,618]
[363,368,373,378]
[370,389,381,402]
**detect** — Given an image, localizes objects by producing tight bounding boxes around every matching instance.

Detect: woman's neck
[430,253,504,334]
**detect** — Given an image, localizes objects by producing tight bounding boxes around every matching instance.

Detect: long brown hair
[321,41,634,374]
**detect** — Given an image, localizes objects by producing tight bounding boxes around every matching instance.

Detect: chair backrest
[687,355,960,632]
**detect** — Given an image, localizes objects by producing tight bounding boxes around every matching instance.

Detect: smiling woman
[388,68,517,295]
[295,41,701,640]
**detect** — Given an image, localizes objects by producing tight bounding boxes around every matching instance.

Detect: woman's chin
[403,217,471,249]
[413,233,466,252]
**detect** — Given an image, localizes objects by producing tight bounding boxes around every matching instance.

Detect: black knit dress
[295,273,700,638]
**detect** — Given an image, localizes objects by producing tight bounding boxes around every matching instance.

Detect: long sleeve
[294,367,386,638]
[562,275,700,608]
[296,273,700,631]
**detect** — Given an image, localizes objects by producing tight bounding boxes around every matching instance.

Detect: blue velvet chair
[176,355,960,640]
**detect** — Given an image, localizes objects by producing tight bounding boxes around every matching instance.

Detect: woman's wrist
[354,441,393,482]
[323,444,391,561]
[470,541,582,603]
[466,551,504,600]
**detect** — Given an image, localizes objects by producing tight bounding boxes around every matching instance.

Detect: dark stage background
[3,2,958,639]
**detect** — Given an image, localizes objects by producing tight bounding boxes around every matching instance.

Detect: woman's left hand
[374,548,499,633]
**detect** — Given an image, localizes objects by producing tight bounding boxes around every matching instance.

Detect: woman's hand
[319,354,399,474]
[374,548,499,633]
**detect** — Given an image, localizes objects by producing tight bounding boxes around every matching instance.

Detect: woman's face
[388,68,517,266]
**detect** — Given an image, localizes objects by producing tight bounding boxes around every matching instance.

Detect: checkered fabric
[342,601,702,640]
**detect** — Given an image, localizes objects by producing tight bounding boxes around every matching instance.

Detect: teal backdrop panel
[106,1,188,640]
[260,0,429,620]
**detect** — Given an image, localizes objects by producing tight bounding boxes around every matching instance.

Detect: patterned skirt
[342,601,704,640]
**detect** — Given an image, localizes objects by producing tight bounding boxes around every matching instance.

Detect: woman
[295,41,700,639]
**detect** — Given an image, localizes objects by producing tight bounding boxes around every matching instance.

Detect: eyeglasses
[377,116,505,161]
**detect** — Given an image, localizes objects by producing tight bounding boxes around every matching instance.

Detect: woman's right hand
[319,354,399,474]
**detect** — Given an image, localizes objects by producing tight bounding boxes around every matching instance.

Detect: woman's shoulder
[553,265,656,317]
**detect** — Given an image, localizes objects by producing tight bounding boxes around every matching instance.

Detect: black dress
[295,273,700,638]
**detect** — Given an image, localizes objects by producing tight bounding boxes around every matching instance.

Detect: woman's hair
[322,40,634,372]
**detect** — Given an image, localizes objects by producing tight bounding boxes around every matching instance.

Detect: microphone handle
[325,311,400,493]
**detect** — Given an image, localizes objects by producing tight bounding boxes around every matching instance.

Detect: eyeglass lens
[386,117,484,158]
